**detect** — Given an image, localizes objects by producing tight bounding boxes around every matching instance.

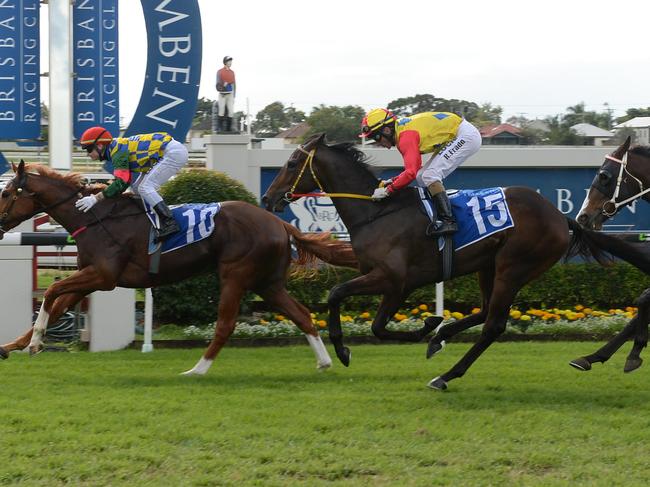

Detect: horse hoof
[426,339,446,359]
[624,357,643,373]
[336,347,351,367]
[427,376,448,391]
[423,316,443,337]
[317,361,332,371]
[29,346,43,357]
[569,357,592,371]
[0,347,8,360]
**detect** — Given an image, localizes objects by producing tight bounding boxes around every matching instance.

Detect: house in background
[275,121,311,146]
[570,123,613,146]
[612,117,650,145]
[480,123,523,145]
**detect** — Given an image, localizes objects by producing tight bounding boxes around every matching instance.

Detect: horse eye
[598,172,610,182]
[287,159,298,169]
[1,190,9,198]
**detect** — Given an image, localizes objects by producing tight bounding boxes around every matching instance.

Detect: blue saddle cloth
[144,201,222,254]
[418,187,514,251]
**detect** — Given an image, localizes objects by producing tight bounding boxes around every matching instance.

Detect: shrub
[152,170,257,325]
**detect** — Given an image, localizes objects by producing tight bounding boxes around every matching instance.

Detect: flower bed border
[130,332,618,349]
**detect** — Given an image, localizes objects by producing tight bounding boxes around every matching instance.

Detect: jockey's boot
[153,201,180,241]
[428,191,458,236]
[224,116,232,132]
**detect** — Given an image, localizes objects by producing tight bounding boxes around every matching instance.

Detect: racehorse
[263,133,650,390]
[571,136,650,373]
[0,161,357,375]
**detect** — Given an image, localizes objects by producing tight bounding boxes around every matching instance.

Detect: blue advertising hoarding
[260,166,650,233]
[0,0,40,139]
[73,0,119,139]
[125,0,201,140]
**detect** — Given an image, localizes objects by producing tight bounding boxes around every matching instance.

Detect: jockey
[76,126,189,241]
[360,108,482,235]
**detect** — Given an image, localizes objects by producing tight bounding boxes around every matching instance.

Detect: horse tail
[566,217,650,273]
[281,221,358,270]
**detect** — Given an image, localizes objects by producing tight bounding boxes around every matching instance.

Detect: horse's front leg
[0,292,86,359]
[29,266,113,354]
[371,292,439,342]
[569,288,650,373]
[327,269,397,366]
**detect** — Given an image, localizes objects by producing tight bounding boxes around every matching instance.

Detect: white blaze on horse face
[576,188,594,221]
[29,301,49,350]
[306,334,332,370]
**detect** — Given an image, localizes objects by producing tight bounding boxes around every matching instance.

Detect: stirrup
[156,222,180,241]
[426,221,457,237]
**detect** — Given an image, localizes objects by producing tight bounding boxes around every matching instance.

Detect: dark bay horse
[0,161,357,375]
[572,136,650,373]
[263,133,650,390]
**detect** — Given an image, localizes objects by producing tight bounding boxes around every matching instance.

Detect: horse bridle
[284,145,372,202]
[0,173,80,234]
[599,153,650,216]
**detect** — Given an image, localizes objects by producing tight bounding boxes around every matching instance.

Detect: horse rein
[284,147,373,202]
[601,153,650,216]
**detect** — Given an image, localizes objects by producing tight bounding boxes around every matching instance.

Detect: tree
[469,103,502,127]
[303,104,366,143]
[616,107,650,124]
[252,101,305,137]
[541,115,585,145]
[193,97,215,125]
[563,102,612,129]
[387,94,482,119]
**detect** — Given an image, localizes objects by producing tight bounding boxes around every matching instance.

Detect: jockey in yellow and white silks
[76,126,189,241]
[360,108,482,235]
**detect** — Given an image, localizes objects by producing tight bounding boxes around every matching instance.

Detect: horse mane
[24,163,106,194]
[630,145,650,159]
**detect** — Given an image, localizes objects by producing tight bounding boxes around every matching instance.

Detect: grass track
[1,342,649,486]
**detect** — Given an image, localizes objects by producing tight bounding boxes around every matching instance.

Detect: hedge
[152,170,257,324]
[150,171,650,326]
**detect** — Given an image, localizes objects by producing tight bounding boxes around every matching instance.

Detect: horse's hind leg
[569,288,650,372]
[258,285,332,370]
[182,279,245,376]
[427,266,495,358]
[624,289,650,373]
[428,275,520,390]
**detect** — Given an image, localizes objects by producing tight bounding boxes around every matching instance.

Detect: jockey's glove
[379,179,393,188]
[371,187,390,201]
[75,194,99,212]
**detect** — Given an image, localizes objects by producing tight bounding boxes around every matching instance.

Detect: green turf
[0,342,648,486]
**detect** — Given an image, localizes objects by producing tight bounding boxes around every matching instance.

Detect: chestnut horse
[263,133,650,391]
[572,136,650,373]
[0,161,357,375]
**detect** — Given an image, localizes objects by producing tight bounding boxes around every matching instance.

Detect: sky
[43,0,650,125]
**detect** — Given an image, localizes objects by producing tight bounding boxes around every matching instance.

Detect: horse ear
[614,136,631,158]
[12,160,25,174]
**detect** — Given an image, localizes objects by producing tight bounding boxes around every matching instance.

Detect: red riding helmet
[79,126,113,151]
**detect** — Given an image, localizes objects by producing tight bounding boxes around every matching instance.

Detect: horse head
[575,136,650,230]
[0,160,42,237]
[262,133,326,212]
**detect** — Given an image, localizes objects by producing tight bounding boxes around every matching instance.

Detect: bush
[152,170,257,325]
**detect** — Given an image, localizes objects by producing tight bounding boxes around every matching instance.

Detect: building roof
[570,123,613,138]
[275,122,310,139]
[479,123,522,138]
[613,117,650,129]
